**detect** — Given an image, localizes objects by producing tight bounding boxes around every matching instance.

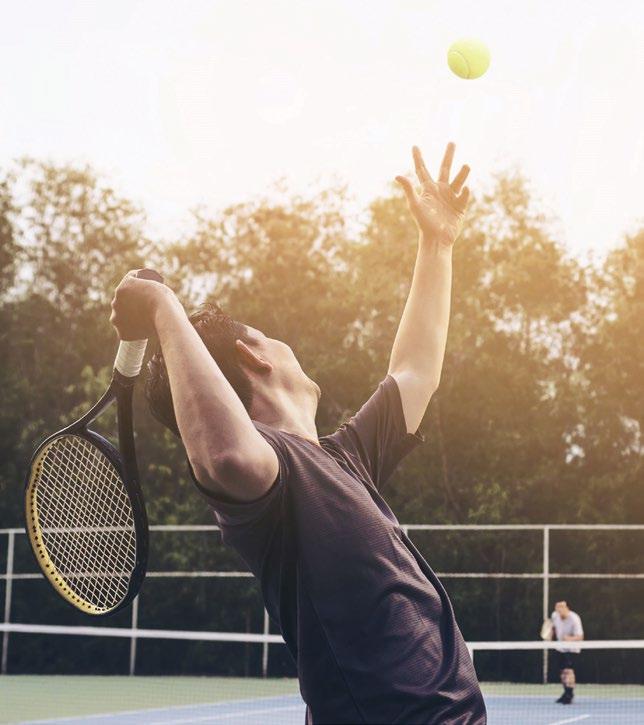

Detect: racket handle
[114,269,164,378]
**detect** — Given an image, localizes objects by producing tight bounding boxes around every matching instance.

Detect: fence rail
[3,523,644,682]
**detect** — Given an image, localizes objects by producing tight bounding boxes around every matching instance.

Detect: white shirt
[552,610,584,653]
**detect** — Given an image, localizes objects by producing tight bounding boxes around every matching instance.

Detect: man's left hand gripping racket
[24,269,163,616]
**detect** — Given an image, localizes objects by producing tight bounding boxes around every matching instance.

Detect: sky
[2,0,643,259]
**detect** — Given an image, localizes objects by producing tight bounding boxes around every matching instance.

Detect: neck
[251,384,319,444]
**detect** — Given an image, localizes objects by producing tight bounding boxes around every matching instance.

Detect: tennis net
[1,624,643,724]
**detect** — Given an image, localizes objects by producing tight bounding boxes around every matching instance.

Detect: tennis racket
[24,268,163,616]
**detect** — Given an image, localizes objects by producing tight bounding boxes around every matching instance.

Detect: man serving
[111,143,486,724]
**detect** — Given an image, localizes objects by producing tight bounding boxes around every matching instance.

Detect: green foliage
[1,161,642,678]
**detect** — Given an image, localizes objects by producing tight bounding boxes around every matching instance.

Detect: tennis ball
[447,38,490,79]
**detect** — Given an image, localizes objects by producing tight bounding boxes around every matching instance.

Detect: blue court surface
[15,691,644,725]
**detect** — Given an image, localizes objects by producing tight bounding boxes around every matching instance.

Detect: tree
[573,229,644,520]
[2,160,642,676]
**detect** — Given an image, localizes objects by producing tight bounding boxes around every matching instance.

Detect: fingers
[439,142,456,183]
[451,164,470,194]
[395,175,418,208]
[109,300,122,336]
[114,270,139,294]
[416,142,466,189]
[412,146,432,185]
[457,186,470,209]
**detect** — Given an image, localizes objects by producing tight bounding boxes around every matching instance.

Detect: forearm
[152,293,269,487]
[389,237,453,390]
[389,143,468,432]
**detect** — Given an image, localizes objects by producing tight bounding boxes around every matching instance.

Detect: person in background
[548,600,584,704]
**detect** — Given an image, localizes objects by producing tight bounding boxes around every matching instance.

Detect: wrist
[418,234,454,259]
[152,287,184,330]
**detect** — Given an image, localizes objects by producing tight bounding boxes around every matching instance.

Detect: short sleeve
[186,429,289,576]
[572,614,584,637]
[187,433,286,525]
[324,375,424,490]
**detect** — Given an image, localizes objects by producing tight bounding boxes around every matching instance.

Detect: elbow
[190,449,276,501]
[190,450,246,489]
[391,366,441,397]
[425,368,442,395]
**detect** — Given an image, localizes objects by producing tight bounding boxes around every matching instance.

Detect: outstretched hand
[396,143,470,247]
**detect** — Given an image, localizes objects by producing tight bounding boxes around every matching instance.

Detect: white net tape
[31,435,137,610]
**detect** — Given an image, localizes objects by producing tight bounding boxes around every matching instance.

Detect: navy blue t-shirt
[200,376,486,724]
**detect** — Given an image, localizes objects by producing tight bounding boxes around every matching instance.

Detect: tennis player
[111,143,486,723]
[551,600,584,704]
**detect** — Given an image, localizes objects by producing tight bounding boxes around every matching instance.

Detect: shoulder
[252,421,292,466]
[253,420,300,452]
[253,420,285,445]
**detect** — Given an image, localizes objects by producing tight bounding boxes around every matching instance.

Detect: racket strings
[40,442,135,603]
[32,435,137,610]
[37,453,134,607]
[37,441,135,607]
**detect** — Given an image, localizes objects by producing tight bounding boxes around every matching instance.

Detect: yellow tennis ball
[447,38,490,79]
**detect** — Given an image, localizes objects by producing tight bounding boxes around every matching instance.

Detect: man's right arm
[151,289,278,502]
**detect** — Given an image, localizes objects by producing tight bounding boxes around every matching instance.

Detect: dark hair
[145,302,253,436]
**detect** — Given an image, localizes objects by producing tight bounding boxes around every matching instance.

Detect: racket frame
[24,369,149,616]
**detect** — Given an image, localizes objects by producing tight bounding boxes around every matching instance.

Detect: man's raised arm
[110,273,278,501]
[388,143,471,433]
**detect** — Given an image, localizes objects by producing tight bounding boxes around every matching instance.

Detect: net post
[1,531,15,675]
[129,596,139,676]
[261,608,270,678]
[542,526,550,684]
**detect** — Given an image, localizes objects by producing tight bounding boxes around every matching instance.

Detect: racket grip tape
[114,269,164,378]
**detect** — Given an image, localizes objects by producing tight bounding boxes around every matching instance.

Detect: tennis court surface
[2,677,644,724]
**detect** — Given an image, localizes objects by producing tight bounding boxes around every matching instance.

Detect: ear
[235,339,273,374]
